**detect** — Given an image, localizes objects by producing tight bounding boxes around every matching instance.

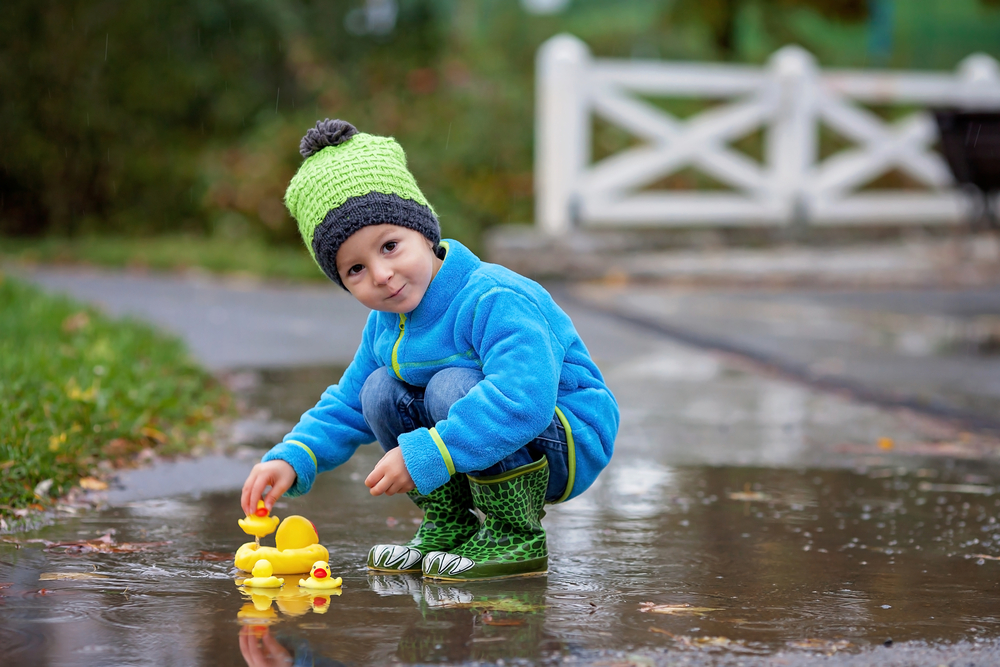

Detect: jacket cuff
[398,428,453,495]
[262,440,317,497]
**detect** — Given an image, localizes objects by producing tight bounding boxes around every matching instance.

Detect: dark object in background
[934,110,1000,229]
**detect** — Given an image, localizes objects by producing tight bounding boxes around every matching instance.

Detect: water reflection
[238,626,348,667]
[236,584,340,620]
[5,461,1000,664]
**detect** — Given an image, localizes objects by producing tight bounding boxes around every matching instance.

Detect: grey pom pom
[299,119,358,158]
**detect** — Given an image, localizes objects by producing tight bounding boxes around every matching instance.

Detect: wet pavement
[5,262,1000,665]
[6,452,1000,665]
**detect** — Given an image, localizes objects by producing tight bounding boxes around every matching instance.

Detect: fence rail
[535,34,1000,234]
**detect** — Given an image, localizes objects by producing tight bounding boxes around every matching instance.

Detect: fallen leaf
[191,550,233,562]
[62,312,90,333]
[33,479,54,498]
[918,482,994,495]
[969,554,1000,561]
[79,477,108,491]
[39,572,110,581]
[139,426,168,444]
[42,533,170,554]
[878,437,894,450]
[0,582,12,589]
[639,602,722,615]
[728,482,770,502]
[789,638,852,654]
[727,491,770,502]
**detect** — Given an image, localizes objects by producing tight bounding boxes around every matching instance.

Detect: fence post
[535,34,591,235]
[765,46,819,225]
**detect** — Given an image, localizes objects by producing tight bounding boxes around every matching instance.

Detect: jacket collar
[405,239,479,326]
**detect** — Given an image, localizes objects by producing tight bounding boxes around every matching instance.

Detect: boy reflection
[238,626,346,667]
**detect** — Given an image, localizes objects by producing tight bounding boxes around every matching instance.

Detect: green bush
[3,0,1000,252]
[0,274,231,516]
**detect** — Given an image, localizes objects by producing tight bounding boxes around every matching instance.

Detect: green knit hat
[285,119,440,288]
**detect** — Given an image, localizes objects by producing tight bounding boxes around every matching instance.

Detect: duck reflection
[236,576,341,618]
[369,574,550,663]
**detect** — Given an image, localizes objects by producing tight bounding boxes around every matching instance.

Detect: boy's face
[335,224,443,313]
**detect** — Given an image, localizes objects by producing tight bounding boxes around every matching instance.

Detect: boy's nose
[371,263,393,285]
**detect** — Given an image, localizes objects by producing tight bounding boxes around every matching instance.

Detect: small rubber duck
[241,559,284,589]
[299,561,343,590]
[239,500,280,539]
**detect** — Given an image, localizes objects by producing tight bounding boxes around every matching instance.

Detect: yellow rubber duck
[299,561,343,590]
[235,515,330,575]
[240,559,284,589]
[239,500,280,539]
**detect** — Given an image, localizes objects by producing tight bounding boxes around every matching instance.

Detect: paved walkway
[12,257,1000,469]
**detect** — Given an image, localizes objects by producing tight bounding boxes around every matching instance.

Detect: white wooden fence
[535,34,1000,234]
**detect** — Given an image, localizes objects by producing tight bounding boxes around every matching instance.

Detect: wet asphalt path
[7,264,1000,666]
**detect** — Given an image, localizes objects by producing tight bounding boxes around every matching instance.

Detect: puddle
[5,359,1000,665]
[3,459,1000,665]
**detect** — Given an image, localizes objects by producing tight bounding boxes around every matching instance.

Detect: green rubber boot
[422,458,549,581]
[368,473,479,573]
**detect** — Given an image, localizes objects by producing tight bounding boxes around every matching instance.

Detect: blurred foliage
[3,0,1000,253]
[672,0,868,57]
[0,273,231,516]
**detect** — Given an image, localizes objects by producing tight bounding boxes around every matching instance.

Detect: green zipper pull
[391,313,407,380]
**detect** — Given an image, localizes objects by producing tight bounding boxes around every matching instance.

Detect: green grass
[0,272,232,519]
[0,235,325,283]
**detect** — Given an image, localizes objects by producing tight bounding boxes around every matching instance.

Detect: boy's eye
[383,241,397,253]
[347,264,364,276]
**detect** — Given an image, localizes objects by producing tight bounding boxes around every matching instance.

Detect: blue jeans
[359,367,569,502]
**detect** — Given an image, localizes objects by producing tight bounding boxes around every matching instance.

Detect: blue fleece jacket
[262,239,618,501]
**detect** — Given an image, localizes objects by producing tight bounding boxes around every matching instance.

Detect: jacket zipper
[391,313,407,380]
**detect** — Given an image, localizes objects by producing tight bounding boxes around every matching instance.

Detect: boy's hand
[241,460,297,516]
[365,447,415,496]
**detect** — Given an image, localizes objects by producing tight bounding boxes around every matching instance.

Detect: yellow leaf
[639,603,722,615]
[39,572,109,581]
[878,437,894,450]
[140,426,168,444]
[79,477,108,491]
[48,433,67,451]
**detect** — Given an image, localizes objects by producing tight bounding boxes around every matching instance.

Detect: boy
[241,119,618,581]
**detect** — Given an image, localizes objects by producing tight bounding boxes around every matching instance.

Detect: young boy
[241,119,618,581]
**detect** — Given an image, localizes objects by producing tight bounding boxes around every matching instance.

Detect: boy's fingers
[241,476,258,516]
[264,484,283,510]
[251,477,270,512]
[370,473,392,496]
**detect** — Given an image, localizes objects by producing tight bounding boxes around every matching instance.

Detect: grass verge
[0,272,232,521]
[0,235,324,282]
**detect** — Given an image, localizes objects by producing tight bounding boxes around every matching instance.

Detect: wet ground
[6,264,1000,665]
[5,353,1000,666]
[5,453,1000,665]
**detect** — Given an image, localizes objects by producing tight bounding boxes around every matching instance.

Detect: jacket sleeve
[398,288,564,494]
[261,311,380,496]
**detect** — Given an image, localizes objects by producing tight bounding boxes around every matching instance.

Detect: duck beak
[314,568,327,579]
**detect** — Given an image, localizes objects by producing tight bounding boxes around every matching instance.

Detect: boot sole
[421,568,548,582]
